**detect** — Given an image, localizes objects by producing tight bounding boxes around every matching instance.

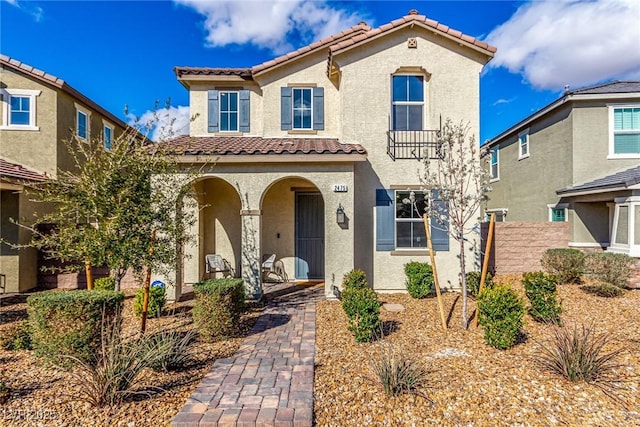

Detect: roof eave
[173,153,368,164]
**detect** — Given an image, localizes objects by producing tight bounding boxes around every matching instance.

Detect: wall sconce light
[336,203,346,224]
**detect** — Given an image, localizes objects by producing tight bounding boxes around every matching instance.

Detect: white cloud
[174,0,368,54]
[128,106,191,142]
[486,0,640,90]
[4,0,44,22]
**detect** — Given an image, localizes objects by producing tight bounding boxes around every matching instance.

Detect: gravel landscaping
[0,290,262,427]
[314,276,640,426]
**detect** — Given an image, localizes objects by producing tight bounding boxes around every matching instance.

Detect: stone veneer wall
[481,222,570,274]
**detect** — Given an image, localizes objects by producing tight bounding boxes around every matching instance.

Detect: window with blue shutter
[208,89,250,133]
[281,86,324,131]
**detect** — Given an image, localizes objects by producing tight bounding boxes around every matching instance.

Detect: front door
[295,193,324,280]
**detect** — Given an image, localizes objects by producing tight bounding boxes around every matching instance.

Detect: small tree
[422,119,491,329]
[16,110,196,291]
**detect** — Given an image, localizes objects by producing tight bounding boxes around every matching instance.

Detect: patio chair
[204,254,233,279]
[262,254,288,282]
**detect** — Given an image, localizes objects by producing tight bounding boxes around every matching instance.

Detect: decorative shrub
[466,271,493,298]
[341,287,381,343]
[141,328,197,372]
[541,248,585,284]
[193,278,245,342]
[477,284,525,350]
[369,343,429,398]
[342,269,368,289]
[0,321,32,351]
[27,290,124,366]
[585,252,634,288]
[133,285,166,318]
[580,284,626,298]
[523,272,562,324]
[404,261,434,299]
[535,323,625,383]
[93,277,115,291]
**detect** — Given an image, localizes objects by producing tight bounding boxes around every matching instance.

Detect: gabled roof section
[328,10,496,61]
[486,80,640,148]
[1,54,128,129]
[157,135,366,157]
[0,158,48,182]
[557,165,640,197]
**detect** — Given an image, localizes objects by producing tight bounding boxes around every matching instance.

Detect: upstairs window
[611,106,640,156]
[75,103,91,140]
[292,88,312,130]
[518,129,529,159]
[490,148,499,181]
[280,86,324,131]
[0,88,40,130]
[103,121,113,150]
[219,91,239,132]
[392,75,424,131]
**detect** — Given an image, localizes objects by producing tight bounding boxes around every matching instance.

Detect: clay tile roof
[0,158,48,182]
[327,10,497,59]
[157,135,367,157]
[174,66,253,78]
[251,22,371,75]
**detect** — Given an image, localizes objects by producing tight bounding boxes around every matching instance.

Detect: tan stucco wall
[0,67,58,177]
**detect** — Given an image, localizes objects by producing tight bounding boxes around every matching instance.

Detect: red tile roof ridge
[0,158,48,182]
[174,66,252,77]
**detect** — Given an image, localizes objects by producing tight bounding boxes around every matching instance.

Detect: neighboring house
[0,54,128,293]
[157,10,496,301]
[485,81,640,258]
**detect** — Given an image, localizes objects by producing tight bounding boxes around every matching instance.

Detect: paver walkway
[172,283,323,427]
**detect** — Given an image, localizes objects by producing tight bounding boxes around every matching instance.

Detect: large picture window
[392,75,424,131]
[395,190,427,248]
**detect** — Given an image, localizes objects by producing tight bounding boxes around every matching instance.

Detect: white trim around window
[75,102,91,140]
[489,147,499,182]
[607,104,640,159]
[518,128,530,160]
[102,119,114,150]
[547,203,569,222]
[0,88,41,131]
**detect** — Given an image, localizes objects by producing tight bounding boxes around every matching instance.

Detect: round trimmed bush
[134,285,166,318]
[93,277,115,291]
[523,272,562,324]
[341,286,381,343]
[404,261,433,299]
[342,269,368,289]
[541,248,585,284]
[193,278,245,342]
[477,284,525,350]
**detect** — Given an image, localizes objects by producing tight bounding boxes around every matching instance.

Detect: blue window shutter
[239,90,250,132]
[430,189,449,251]
[208,90,219,133]
[281,87,292,130]
[313,87,324,130]
[376,189,395,251]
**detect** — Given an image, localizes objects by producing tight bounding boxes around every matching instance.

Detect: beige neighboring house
[0,54,127,293]
[155,10,496,301]
[485,81,640,258]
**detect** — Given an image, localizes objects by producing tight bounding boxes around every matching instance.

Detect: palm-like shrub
[369,344,430,399]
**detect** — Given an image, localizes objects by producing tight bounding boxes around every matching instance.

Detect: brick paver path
[172,283,323,427]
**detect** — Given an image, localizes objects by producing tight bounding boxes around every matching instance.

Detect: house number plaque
[333,184,348,192]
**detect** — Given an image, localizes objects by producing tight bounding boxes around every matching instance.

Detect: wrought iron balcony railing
[387,129,442,160]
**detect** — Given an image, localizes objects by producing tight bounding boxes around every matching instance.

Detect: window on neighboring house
[0,89,41,130]
[280,86,324,131]
[518,130,529,159]
[207,89,250,133]
[548,204,568,222]
[485,209,507,222]
[395,190,427,249]
[219,91,239,132]
[391,75,424,130]
[490,148,499,180]
[75,103,91,140]
[611,106,640,156]
[103,122,113,150]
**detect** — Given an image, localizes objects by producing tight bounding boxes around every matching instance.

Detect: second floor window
[490,148,499,180]
[518,130,529,159]
[220,91,239,132]
[280,86,324,131]
[612,106,640,156]
[10,96,30,125]
[292,88,312,130]
[1,89,40,130]
[392,75,424,131]
[77,111,88,139]
[103,125,112,150]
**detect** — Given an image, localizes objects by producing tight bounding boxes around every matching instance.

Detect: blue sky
[2,0,639,142]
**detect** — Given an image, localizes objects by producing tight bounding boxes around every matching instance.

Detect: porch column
[240,209,262,300]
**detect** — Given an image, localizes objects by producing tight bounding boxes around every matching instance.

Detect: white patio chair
[204,254,233,279]
[262,254,288,282]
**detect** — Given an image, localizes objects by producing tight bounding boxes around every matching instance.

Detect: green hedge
[93,277,115,291]
[585,252,634,288]
[477,284,525,350]
[404,261,434,299]
[342,269,368,289]
[541,248,585,284]
[341,286,381,343]
[192,278,245,342]
[133,285,166,318]
[466,271,493,298]
[27,290,124,366]
[523,272,562,324]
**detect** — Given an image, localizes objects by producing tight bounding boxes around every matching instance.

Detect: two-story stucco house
[485,81,640,259]
[156,10,496,301]
[0,54,128,293]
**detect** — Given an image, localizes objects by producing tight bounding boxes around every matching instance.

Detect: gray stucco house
[484,81,640,258]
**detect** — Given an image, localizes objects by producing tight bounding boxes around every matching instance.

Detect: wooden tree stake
[85,261,94,291]
[140,229,156,333]
[474,213,495,328]
[424,214,447,332]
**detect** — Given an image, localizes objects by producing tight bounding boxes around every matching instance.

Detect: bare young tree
[422,119,491,329]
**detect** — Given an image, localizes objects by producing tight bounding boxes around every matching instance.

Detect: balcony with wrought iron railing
[387,129,442,160]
